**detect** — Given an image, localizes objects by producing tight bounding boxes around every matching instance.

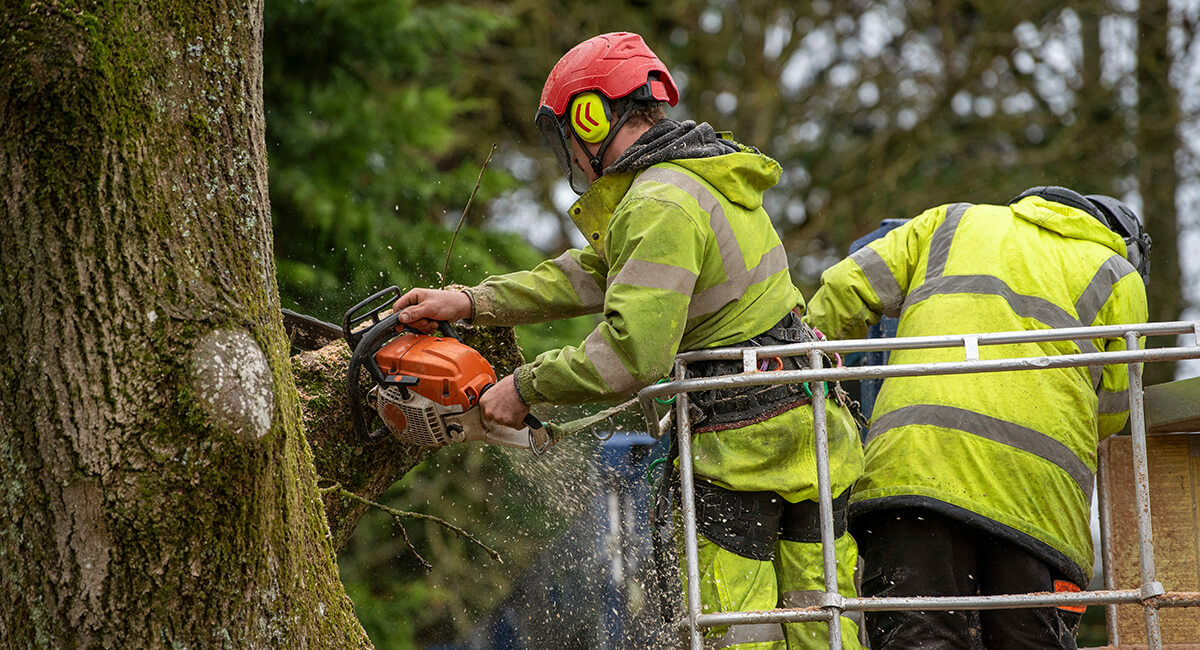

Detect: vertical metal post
[1096,442,1119,646]
[808,350,843,650]
[673,359,705,649]
[1123,331,1163,650]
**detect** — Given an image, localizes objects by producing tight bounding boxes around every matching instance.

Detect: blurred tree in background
[263,0,593,361]
[264,0,1196,647]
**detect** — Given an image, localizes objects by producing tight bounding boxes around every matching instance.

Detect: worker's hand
[480,374,530,430]
[392,288,472,333]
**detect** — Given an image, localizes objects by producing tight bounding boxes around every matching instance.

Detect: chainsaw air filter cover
[371,386,452,447]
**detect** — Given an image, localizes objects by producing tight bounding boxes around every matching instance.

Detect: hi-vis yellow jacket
[804,196,1149,585]
[466,146,864,501]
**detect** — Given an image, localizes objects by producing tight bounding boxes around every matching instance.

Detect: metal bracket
[743,348,758,373]
[963,335,980,362]
[821,593,846,610]
[1141,581,1166,600]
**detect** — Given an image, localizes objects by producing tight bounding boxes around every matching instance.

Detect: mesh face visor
[536,105,590,194]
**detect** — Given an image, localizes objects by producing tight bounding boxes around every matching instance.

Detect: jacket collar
[566,171,637,264]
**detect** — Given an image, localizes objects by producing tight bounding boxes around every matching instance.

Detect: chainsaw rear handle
[476,382,542,431]
[343,285,459,352]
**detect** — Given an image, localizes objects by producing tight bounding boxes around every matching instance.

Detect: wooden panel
[1145,377,1200,434]
[1100,434,1200,645]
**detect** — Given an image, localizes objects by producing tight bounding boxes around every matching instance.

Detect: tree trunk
[0,2,369,646]
[1137,0,1184,384]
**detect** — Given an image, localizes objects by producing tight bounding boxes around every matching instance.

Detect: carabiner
[646,458,668,486]
[653,378,676,405]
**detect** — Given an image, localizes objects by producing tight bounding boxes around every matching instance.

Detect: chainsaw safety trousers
[684,529,861,649]
[804,196,1149,587]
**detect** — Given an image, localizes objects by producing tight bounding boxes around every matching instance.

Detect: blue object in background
[435,433,674,650]
[843,219,909,437]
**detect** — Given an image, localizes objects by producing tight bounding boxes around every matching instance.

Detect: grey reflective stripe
[907,275,1092,340]
[707,623,785,649]
[551,251,605,311]
[780,591,863,627]
[924,202,972,282]
[868,404,1094,498]
[903,273,1103,387]
[1098,387,1130,414]
[689,244,789,318]
[608,258,698,295]
[584,329,638,394]
[635,167,789,318]
[850,245,904,317]
[1075,254,1137,326]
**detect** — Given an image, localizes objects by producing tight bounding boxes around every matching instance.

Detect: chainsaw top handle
[343,285,460,352]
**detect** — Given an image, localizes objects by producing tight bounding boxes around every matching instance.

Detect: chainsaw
[343,286,550,453]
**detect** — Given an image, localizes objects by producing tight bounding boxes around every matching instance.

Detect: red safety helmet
[535,32,679,193]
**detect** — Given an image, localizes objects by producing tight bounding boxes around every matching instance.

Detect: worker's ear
[569,92,613,144]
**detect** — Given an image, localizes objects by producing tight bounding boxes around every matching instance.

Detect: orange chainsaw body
[375,332,496,412]
[344,286,546,451]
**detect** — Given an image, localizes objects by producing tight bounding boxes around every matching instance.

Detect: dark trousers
[855,508,1083,650]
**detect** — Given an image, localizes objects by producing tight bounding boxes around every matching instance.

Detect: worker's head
[1085,194,1152,286]
[535,32,679,194]
[1008,186,1152,285]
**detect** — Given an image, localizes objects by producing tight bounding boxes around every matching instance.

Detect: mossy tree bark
[0,2,370,646]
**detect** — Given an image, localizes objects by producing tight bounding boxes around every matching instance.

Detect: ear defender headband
[570,92,612,143]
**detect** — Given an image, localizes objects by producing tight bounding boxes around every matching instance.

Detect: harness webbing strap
[779,489,851,543]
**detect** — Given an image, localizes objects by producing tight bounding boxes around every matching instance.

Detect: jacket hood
[567,134,781,262]
[1009,195,1128,257]
[668,147,782,211]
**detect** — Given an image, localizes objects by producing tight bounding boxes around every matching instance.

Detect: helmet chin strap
[573,104,636,178]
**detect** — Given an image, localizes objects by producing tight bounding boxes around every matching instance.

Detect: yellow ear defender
[569,92,612,144]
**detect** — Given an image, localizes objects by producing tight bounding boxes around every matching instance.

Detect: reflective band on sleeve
[924,203,972,282]
[850,245,904,317]
[608,258,698,295]
[1097,387,1129,414]
[1075,254,1137,326]
[867,404,1094,499]
[634,168,790,318]
[583,329,639,395]
[780,591,863,627]
[709,623,786,649]
[551,250,605,311]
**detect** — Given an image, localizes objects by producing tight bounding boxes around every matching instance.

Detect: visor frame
[535,105,591,195]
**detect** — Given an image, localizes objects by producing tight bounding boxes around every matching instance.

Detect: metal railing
[636,320,1200,650]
